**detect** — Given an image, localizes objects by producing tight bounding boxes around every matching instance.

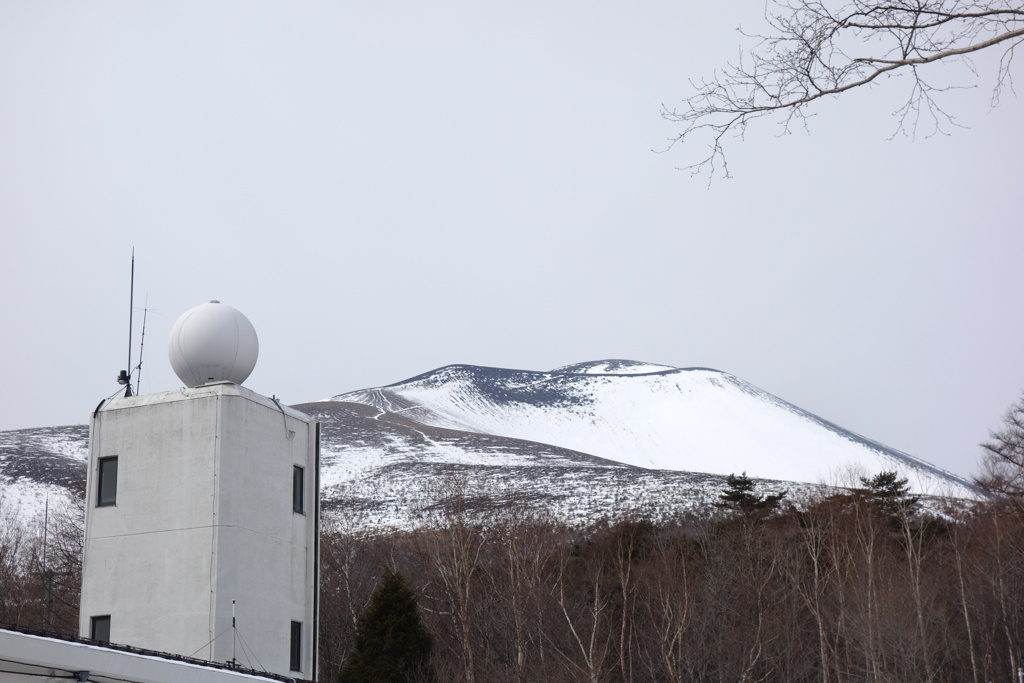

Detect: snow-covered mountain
[0,425,88,524]
[328,360,975,497]
[0,360,979,533]
[294,399,750,531]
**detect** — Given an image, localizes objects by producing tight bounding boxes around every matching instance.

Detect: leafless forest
[6,477,1024,683]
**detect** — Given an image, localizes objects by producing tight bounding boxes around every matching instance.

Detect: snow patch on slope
[552,359,679,375]
[0,425,88,525]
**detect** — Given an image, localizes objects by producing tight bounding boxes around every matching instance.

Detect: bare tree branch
[663,0,1024,178]
[975,393,1024,497]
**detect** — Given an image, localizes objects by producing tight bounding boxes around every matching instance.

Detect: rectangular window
[91,615,111,643]
[98,457,118,507]
[290,621,302,672]
[292,466,304,514]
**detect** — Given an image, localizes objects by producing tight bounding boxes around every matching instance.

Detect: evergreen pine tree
[338,570,435,683]
[718,472,787,515]
[858,470,920,521]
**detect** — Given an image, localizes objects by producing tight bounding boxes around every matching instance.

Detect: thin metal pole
[124,249,135,397]
[135,299,148,395]
[42,494,50,631]
[127,250,134,377]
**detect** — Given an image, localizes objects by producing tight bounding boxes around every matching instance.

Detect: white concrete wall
[80,383,318,679]
[0,629,289,683]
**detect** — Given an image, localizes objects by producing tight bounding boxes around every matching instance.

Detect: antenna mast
[135,296,148,396]
[231,599,237,667]
[117,249,135,397]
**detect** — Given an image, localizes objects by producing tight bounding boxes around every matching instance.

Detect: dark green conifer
[718,472,787,515]
[858,470,920,520]
[338,570,435,683]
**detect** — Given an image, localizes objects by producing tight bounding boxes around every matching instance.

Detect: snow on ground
[0,480,70,528]
[321,444,745,533]
[551,359,680,375]
[0,425,88,525]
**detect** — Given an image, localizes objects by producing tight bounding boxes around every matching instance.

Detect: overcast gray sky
[2,1,1021,480]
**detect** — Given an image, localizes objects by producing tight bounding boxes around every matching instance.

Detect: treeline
[0,486,82,636]
[7,477,1024,682]
[320,476,1024,683]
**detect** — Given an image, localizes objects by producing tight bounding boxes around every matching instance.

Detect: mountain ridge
[328,360,976,497]
[0,360,981,533]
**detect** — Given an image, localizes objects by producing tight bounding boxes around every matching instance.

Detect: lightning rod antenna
[117,249,135,397]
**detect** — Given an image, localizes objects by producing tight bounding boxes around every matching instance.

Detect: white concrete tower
[80,301,319,680]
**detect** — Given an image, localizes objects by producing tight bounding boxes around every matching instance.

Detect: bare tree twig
[663,0,1024,178]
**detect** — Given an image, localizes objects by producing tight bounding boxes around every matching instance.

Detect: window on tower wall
[98,457,118,507]
[293,465,304,514]
[290,621,302,671]
[91,615,111,643]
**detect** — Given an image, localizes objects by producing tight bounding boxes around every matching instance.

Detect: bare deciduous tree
[484,501,558,683]
[0,497,31,626]
[635,524,700,683]
[663,0,1024,177]
[36,487,84,634]
[552,544,613,683]
[977,393,1024,497]
[318,517,380,681]
[415,474,490,683]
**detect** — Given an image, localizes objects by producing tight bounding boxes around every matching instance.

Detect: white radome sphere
[168,301,259,388]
